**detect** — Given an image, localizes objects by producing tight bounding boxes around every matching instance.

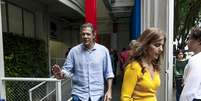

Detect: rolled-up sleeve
[104,49,114,79]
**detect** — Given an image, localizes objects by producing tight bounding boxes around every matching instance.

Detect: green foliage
[174,0,201,49]
[3,32,48,77]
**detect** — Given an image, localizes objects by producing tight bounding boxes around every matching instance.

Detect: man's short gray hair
[80,23,94,33]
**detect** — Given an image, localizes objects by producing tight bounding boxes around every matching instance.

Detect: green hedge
[3,32,48,77]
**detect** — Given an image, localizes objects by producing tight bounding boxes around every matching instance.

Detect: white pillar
[0,0,6,100]
[56,81,62,101]
[153,0,159,27]
[141,0,174,101]
[141,0,151,30]
[165,0,174,101]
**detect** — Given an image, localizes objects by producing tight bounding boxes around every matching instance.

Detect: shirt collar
[81,43,97,51]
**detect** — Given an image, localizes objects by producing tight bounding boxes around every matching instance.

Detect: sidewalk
[112,75,122,101]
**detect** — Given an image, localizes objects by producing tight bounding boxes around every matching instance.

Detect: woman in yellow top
[121,28,166,101]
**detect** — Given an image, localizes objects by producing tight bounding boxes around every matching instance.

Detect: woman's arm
[121,64,138,101]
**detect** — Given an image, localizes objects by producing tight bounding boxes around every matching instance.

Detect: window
[8,3,23,35]
[2,1,35,38]
[23,10,35,37]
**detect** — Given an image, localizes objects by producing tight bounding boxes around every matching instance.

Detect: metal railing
[1,77,71,101]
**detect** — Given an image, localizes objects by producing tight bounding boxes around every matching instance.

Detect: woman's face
[177,52,184,60]
[147,37,165,60]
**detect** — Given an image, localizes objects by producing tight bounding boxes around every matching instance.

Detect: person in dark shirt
[174,50,188,101]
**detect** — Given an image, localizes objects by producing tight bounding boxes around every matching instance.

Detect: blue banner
[131,0,141,40]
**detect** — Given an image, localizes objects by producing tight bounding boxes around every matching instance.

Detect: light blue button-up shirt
[62,43,114,101]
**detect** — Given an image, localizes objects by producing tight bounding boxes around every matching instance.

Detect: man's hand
[104,90,112,101]
[52,64,64,79]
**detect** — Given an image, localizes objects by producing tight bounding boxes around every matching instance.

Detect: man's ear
[93,31,96,36]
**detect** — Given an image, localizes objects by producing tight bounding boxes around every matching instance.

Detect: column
[0,0,6,100]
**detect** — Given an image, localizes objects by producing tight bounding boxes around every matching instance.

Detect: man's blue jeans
[72,95,81,101]
[71,95,103,101]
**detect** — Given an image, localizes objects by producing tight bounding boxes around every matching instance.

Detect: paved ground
[173,88,177,101]
[111,75,122,101]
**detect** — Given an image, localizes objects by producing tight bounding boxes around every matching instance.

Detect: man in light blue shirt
[52,23,114,101]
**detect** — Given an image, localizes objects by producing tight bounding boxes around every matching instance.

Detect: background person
[173,50,188,101]
[119,40,137,74]
[110,48,118,84]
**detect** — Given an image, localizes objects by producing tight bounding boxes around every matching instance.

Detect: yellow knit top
[121,61,160,101]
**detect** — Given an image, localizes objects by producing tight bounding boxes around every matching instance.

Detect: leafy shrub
[3,32,48,77]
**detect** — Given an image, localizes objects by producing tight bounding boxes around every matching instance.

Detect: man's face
[80,27,96,48]
[187,36,200,52]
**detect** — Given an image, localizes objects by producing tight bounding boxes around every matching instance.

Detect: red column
[85,0,99,43]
